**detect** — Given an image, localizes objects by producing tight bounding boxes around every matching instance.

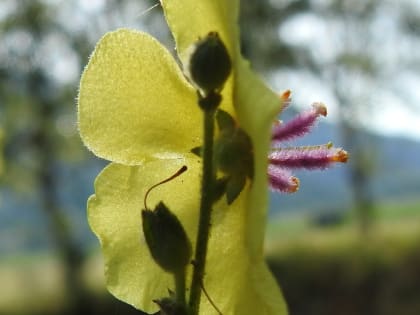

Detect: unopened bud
[186,32,231,96]
[142,202,192,273]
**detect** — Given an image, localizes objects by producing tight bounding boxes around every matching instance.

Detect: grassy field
[0,255,66,315]
[266,198,420,255]
[266,199,420,315]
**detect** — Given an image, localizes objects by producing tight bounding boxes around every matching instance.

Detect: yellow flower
[78,0,287,314]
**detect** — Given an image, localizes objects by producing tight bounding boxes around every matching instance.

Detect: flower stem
[189,107,216,315]
[175,268,187,307]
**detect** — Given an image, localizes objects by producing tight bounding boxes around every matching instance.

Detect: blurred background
[0,0,419,314]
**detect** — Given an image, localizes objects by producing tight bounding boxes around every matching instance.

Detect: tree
[0,1,92,313]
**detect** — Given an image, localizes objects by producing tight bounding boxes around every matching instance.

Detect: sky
[272,69,420,140]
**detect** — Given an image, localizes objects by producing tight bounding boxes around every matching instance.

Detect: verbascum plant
[78,1,347,314]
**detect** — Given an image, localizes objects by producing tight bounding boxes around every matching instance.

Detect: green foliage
[214,110,254,204]
[0,2,101,314]
[0,0,91,191]
[268,235,420,315]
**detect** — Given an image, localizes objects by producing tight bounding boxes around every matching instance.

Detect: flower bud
[142,202,192,273]
[186,32,231,95]
[215,110,254,179]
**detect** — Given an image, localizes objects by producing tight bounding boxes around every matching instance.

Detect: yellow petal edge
[88,157,199,312]
[78,29,201,165]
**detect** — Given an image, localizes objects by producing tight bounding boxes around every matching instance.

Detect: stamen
[143,165,188,210]
[281,89,292,101]
[272,102,327,143]
[331,148,349,163]
[312,102,327,117]
[280,90,292,109]
[268,165,300,193]
[269,145,348,170]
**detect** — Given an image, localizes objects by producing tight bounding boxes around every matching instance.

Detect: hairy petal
[204,184,288,315]
[162,0,244,124]
[88,158,200,313]
[269,145,349,170]
[161,0,239,64]
[233,61,284,259]
[272,102,327,144]
[78,29,200,165]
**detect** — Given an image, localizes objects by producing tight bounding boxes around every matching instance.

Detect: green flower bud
[214,110,254,204]
[215,110,254,179]
[186,32,231,96]
[142,202,192,273]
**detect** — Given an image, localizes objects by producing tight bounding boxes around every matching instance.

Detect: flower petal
[204,191,288,315]
[234,60,283,257]
[78,29,201,165]
[89,156,287,314]
[88,157,200,313]
[161,0,239,62]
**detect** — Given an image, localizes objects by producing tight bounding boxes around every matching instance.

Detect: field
[266,199,420,315]
[266,199,420,250]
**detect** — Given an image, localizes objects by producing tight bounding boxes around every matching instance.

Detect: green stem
[175,268,187,307]
[189,108,216,315]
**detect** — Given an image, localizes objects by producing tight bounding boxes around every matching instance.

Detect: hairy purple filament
[267,96,348,193]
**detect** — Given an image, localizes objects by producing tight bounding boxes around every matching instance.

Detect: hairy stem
[175,268,187,307]
[189,107,216,315]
